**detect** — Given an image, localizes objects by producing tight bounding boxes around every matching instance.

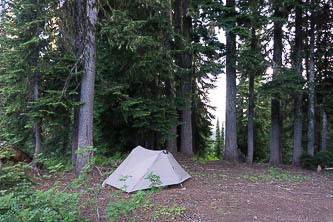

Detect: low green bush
[0,153,83,222]
[300,152,333,170]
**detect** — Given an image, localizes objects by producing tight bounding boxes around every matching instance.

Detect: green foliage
[0,162,32,193]
[106,190,147,222]
[214,119,222,158]
[242,167,307,183]
[0,188,83,222]
[151,204,186,221]
[106,171,162,221]
[0,0,77,154]
[300,152,333,170]
[0,158,83,222]
[145,172,162,188]
[213,119,224,159]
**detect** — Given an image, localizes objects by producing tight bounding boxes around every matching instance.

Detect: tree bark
[179,0,193,155]
[33,0,41,159]
[71,105,79,164]
[75,0,97,173]
[269,2,283,165]
[166,1,178,153]
[63,112,70,153]
[321,110,327,152]
[224,0,239,161]
[247,28,256,164]
[293,0,303,166]
[307,5,315,156]
[34,70,42,156]
[71,1,85,166]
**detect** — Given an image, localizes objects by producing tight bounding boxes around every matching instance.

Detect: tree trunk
[247,28,256,164]
[75,0,97,174]
[179,0,193,155]
[63,112,70,153]
[71,1,85,166]
[165,1,178,153]
[269,3,283,165]
[224,0,238,161]
[33,0,41,160]
[293,0,303,166]
[34,70,42,156]
[321,110,327,152]
[307,6,315,156]
[167,124,178,152]
[279,105,283,163]
[72,105,79,164]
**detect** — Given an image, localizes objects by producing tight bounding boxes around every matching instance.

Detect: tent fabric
[102,146,191,192]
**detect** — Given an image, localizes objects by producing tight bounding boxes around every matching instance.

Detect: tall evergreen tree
[224,0,239,161]
[179,0,194,155]
[75,0,97,173]
[215,119,222,158]
[307,0,316,156]
[292,0,304,165]
[221,122,225,157]
[269,0,284,165]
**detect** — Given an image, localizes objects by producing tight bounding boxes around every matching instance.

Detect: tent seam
[131,152,160,192]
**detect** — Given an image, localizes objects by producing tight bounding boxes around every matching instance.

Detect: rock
[317,165,322,173]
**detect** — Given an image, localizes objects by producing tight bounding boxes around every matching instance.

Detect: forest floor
[38,153,333,222]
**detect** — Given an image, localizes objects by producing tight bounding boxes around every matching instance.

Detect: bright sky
[209,29,226,128]
[209,74,226,127]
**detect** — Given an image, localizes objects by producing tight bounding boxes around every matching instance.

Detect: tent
[102,146,191,192]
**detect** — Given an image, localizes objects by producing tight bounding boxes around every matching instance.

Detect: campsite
[35,152,333,222]
[1,0,333,221]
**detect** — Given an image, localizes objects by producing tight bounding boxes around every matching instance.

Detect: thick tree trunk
[180,82,193,155]
[293,94,303,164]
[224,0,239,161]
[75,0,97,173]
[270,98,281,165]
[72,105,79,164]
[293,0,303,166]
[167,123,178,152]
[307,8,315,156]
[247,28,256,164]
[179,0,193,155]
[321,110,327,152]
[279,106,283,163]
[33,0,41,160]
[269,3,283,165]
[71,1,85,165]
[165,1,178,153]
[63,113,70,153]
[34,70,42,156]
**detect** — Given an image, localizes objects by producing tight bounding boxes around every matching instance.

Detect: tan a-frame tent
[102,146,191,192]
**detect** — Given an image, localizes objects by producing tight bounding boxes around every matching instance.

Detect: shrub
[300,152,333,170]
[0,156,83,222]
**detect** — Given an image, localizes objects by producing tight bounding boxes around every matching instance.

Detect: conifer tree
[292,0,304,165]
[75,0,98,173]
[269,0,284,165]
[221,122,225,158]
[0,0,48,151]
[224,0,239,161]
[307,0,316,157]
[215,119,221,158]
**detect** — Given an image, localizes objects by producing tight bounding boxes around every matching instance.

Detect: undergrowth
[0,152,84,222]
[242,167,307,183]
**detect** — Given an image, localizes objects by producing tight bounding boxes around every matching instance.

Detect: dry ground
[38,153,333,222]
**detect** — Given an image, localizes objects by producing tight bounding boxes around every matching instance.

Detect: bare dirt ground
[38,153,333,222]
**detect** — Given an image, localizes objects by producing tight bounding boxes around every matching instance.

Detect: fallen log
[0,141,33,164]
